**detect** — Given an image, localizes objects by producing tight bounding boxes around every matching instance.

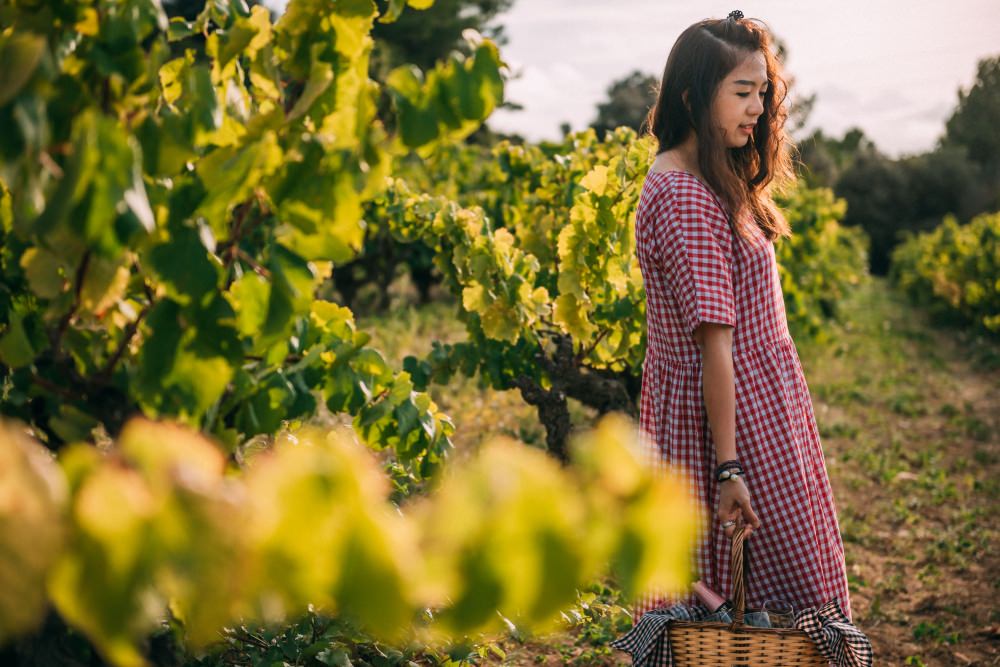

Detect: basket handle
[729,525,751,626]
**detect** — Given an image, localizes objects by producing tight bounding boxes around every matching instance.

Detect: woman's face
[711,51,769,148]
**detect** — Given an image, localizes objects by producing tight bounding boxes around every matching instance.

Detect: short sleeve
[652,180,736,339]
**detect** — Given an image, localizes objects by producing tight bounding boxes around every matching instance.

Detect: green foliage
[385,37,504,152]
[0,421,67,644]
[889,210,1000,335]
[0,0,508,483]
[0,2,706,664]
[388,129,652,386]
[379,129,869,454]
[193,606,506,667]
[0,412,698,667]
[555,582,635,665]
[371,0,513,72]
[773,184,872,343]
[832,146,989,275]
[944,54,1000,173]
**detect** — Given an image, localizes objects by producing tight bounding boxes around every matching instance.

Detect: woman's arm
[694,322,737,462]
[695,321,760,538]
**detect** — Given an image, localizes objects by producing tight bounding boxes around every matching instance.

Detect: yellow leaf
[75,8,100,35]
[118,418,227,492]
[79,257,131,316]
[412,435,588,637]
[569,413,699,600]
[607,259,627,293]
[480,300,520,343]
[0,420,67,641]
[47,464,162,667]
[556,222,577,260]
[462,283,488,312]
[554,293,593,339]
[242,426,418,635]
[580,165,609,197]
[245,5,273,59]
[20,247,69,299]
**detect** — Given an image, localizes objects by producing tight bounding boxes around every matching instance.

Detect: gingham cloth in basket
[609,597,873,667]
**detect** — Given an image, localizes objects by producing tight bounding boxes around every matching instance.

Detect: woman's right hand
[717,476,761,538]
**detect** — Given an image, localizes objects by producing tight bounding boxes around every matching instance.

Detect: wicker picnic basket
[667,525,829,666]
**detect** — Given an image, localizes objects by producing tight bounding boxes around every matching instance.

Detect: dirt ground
[802,281,1000,665]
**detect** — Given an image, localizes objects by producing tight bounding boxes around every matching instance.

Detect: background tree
[943,54,1000,179]
[831,147,976,275]
[796,127,880,188]
[590,70,658,139]
[898,146,984,227]
[799,55,1000,274]
[371,0,514,75]
[833,152,912,275]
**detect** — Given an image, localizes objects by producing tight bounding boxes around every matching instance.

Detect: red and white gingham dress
[631,170,852,624]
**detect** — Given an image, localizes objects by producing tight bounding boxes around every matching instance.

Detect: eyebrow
[734,79,769,87]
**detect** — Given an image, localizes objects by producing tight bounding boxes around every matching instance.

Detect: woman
[632,10,853,624]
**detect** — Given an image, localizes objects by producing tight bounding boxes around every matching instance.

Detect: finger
[734,499,757,527]
[743,504,762,529]
[731,512,752,537]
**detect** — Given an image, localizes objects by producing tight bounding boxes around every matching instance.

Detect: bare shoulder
[649,151,706,181]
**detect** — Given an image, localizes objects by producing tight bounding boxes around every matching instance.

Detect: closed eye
[738,92,767,97]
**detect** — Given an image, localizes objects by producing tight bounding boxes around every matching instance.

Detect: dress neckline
[645,170,769,248]
[647,167,708,185]
[646,169,729,220]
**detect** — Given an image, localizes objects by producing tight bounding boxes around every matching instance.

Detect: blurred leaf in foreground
[0,420,68,643]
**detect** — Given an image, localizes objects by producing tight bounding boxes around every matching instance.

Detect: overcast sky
[487,1,1000,158]
[264,0,1000,159]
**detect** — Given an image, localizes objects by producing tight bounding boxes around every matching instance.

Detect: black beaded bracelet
[717,468,744,482]
[715,459,745,483]
[715,459,742,478]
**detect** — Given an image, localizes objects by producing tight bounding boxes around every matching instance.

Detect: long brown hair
[645,14,796,242]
